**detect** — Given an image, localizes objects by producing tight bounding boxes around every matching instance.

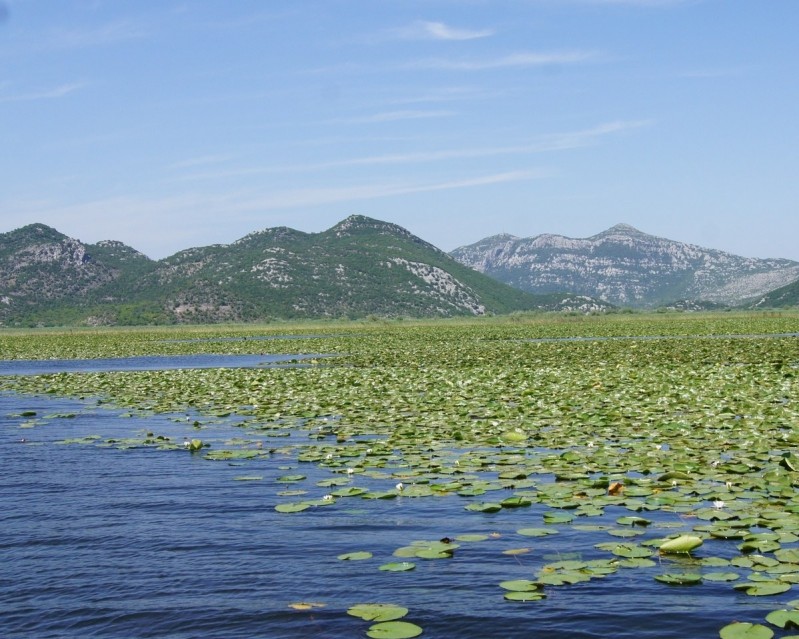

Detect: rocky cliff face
[0,224,128,310]
[451,224,799,307]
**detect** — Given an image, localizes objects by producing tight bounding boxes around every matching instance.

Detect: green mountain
[0,216,606,326]
[751,278,799,308]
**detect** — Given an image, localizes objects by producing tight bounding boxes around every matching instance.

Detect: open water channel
[0,354,791,638]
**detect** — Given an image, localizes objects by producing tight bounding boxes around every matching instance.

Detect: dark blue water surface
[0,392,786,639]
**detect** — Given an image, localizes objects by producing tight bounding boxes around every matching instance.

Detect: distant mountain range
[0,216,608,327]
[450,223,799,308]
[2,217,797,327]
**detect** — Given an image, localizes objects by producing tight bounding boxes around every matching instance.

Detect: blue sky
[1,1,797,261]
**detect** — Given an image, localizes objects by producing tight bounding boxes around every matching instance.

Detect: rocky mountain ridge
[450,224,799,308]
[0,216,603,326]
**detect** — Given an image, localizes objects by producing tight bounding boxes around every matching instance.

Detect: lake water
[1,390,786,638]
[0,353,328,376]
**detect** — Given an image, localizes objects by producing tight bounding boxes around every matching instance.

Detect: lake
[1,390,786,639]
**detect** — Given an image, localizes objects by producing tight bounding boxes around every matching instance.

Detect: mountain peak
[451,224,799,308]
[593,223,646,238]
[328,214,408,236]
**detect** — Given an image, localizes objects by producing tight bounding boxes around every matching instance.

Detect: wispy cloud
[48,20,149,49]
[6,169,548,256]
[677,66,751,79]
[0,82,86,104]
[228,169,548,210]
[169,119,650,182]
[409,50,599,71]
[575,0,690,5]
[344,109,456,124]
[383,86,504,106]
[398,20,496,41]
[166,154,235,170]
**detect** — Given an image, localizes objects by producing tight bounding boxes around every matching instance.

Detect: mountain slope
[751,278,799,308]
[0,223,156,321]
[450,224,799,308]
[0,216,604,326]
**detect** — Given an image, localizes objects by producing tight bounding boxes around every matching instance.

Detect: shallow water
[0,353,327,376]
[0,392,785,639]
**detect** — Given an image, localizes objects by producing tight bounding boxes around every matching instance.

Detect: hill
[0,216,608,326]
[450,224,799,308]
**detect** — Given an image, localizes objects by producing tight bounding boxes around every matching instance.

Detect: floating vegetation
[4,314,799,635]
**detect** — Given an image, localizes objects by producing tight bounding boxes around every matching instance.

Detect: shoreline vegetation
[4,310,799,637]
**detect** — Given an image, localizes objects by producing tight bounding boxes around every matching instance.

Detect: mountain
[450,224,799,308]
[751,278,799,308]
[0,216,609,326]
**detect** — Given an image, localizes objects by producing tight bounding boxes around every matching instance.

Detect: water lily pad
[366,621,423,639]
[379,562,416,572]
[617,516,652,527]
[719,622,774,639]
[765,609,799,629]
[609,543,652,559]
[542,512,574,524]
[338,551,373,561]
[517,527,558,538]
[277,474,306,482]
[455,534,489,542]
[499,579,540,592]
[654,573,703,585]
[347,603,408,622]
[465,502,502,513]
[703,572,740,582]
[504,591,546,601]
[500,496,532,508]
[274,502,310,513]
[740,582,792,596]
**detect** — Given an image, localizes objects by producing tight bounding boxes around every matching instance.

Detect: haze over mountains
[0,216,796,327]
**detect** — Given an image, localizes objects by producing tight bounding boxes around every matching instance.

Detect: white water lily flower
[396,483,404,491]
[323,494,333,501]
[713,500,725,509]
[587,441,595,448]
[346,468,355,475]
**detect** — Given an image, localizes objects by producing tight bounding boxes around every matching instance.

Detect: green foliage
[0,215,603,327]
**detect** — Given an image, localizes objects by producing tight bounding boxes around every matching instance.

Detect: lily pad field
[4,312,799,638]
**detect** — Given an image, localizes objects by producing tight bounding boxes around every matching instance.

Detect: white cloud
[0,82,86,103]
[407,20,495,41]
[169,119,650,182]
[345,109,456,124]
[4,169,548,257]
[410,50,599,70]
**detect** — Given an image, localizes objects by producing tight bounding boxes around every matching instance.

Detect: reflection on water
[0,353,332,376]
